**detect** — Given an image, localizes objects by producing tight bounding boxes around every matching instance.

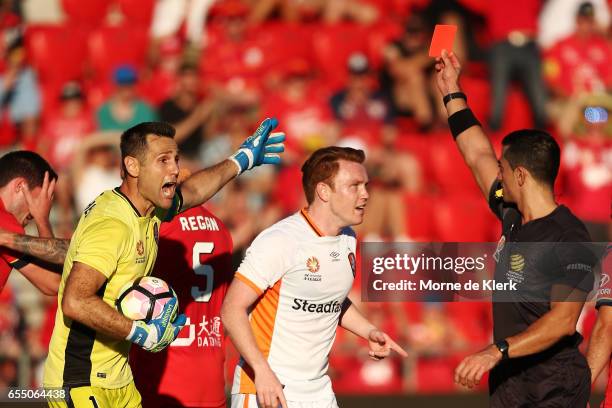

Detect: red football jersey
[131,205,233,408]
[0,198,26,291]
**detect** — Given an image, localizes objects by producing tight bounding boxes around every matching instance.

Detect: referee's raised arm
[434,50,499,200]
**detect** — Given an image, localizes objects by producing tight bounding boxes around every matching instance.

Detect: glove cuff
[228,156,244,176]
[126,320,141,343]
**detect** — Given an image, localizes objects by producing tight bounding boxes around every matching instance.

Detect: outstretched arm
[180,117,285,210]
[434,50,499,199]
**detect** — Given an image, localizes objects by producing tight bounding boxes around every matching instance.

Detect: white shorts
[231,394,338,408]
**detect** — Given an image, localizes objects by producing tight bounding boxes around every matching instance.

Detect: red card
[429,24,457,57]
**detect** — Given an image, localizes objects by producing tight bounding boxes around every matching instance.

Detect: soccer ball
[116,276,177,322]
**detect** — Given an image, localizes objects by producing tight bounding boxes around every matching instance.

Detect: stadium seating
[25,25,88,88]
[87,25,149,83]
[433,194,496,242]
[61,0,110,27]
[116,0,155,27]
[312,23,370,90]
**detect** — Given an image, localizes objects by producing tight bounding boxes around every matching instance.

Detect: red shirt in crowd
[486,0,540,42]
[41,109,95,171]
[561,135,612,223]
[544,33,612,95]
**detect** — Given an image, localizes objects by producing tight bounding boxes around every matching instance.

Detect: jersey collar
[300,208,324,237]
[112,187,143,217]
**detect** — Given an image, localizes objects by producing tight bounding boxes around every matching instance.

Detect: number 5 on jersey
[192,242,214,303]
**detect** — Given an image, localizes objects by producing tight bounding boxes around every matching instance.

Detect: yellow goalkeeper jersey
[43,187,181,389]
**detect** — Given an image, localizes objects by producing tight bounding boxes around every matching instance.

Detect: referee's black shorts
[489,347,590,407]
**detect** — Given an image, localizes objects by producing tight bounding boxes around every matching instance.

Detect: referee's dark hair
[120,121,176,176]
[502,129,560,188]
[0,151,57,188]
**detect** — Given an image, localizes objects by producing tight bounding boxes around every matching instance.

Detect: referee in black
[434,50,595,406]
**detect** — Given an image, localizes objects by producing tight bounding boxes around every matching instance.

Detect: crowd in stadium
[0,0,610,397]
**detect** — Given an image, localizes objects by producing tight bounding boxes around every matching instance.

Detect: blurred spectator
[323,0,380,25]
[560,106,612,241]
[262,58,337,160]
[141,36,186,106]
[158,63,213,165]
[96,65,157,131]
[331,53,420,241]
[544,1,612,137]
[331,53,394,143]
[0,0,21,63]
[248,0,325,23]
[39,81,94,224]
[380,14,436,129]
[22,0,62,24]
[39,82,94,173]
[150,0,215,49]
[486,0,547,130]
[538,0,610,48]
[71,132,122,213]
[0,36,40,149]
[201,102,281,251]
[201,1,270,97]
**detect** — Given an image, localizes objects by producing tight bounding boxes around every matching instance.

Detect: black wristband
[443,92,467,105]
[495,339,510,360]
[448,108,481,140]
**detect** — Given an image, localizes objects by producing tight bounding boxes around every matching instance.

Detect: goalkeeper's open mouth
[161,181,177,200]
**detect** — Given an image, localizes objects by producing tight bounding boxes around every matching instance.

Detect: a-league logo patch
[136,240,144,256]
[348,252,356,277]
[306,256,320,273]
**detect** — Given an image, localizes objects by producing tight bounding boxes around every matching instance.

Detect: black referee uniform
[488,181,595,407]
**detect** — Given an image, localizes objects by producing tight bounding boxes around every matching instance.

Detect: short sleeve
[73,217,131,278]
[235,230,295,295]
[555,230,597,293]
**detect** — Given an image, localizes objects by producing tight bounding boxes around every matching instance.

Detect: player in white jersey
[222,146,407,408]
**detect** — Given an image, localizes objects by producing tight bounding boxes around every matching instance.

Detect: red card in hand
[429,24,457,57]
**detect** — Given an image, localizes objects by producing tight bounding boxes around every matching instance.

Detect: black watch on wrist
[495,339,510,360]
[443,91,467,106]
